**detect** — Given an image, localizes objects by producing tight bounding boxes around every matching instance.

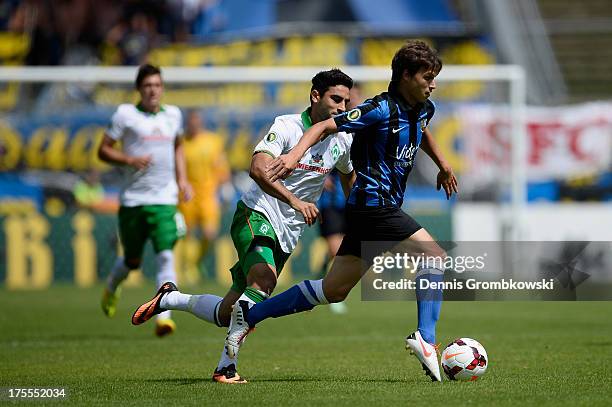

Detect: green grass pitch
[1,283,611,406]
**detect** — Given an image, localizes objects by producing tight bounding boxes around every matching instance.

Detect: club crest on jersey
[347,108,361,121]
[308,153,324,167]
[265,132,277,142]
[331,144,340,160]
[420,118,428,131]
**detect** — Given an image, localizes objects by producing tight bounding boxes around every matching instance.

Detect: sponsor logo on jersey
[265,132,277,142]
[309,153,324,167]
[395,144,418,167]
[296,163,332,174]
[347,108,361,121]
[259,224,270,234]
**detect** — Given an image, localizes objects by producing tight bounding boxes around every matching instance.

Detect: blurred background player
[177,110,231,285]
[98,64,192,337]
[316,83,364,315]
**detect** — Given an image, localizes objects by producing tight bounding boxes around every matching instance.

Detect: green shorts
[229,200,290,293]
[118,205,185,260]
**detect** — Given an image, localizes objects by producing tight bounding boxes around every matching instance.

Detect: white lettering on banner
[458,104,612,191]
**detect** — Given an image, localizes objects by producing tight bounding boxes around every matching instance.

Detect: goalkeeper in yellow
[177,110,231,282]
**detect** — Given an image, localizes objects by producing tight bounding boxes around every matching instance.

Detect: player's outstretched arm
[266,117,338,182]
[420,128,458,199]
[97,134,152,170]
[251,152,319,225]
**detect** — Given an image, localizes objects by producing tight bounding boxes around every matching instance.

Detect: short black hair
[135,64,161,88]
[311,69,353,100]
[391,40,442,83]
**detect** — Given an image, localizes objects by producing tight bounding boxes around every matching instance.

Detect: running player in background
[98,64,192,337]
[177,110,231,284]
[131,69,357,383]
[226,40,458,382]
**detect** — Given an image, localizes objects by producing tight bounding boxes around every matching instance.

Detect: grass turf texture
[1,284,611,406]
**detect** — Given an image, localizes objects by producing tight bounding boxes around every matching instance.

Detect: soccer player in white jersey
[98,64,192,337]
[131,69,356,383]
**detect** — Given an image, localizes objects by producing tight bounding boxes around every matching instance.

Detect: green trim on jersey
[135,103,166,115]
[254,150,276,158]
[228,200,290,293]
[301,109,313,129]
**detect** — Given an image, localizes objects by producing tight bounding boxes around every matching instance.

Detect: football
[441,338,488,381]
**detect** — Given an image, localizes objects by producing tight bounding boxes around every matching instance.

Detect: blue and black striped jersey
[334,91,435,208]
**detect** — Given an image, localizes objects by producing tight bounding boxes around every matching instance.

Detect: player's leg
[177,198,202,285]
[200,197,221,258]
[238,238,365,328]
[218,239,282,374]
[319,206,348,313]
[402,228,446,345]
[132,285,240,327]
[101,206,147,318]
[395,223,446,382]
[148,205,186,336]
[214,201,288,382]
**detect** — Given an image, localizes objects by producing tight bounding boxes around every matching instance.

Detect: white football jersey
[242,111,353,253]
[106,104,183,207]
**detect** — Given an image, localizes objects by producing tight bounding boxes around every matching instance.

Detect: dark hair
[135,64,162,88]
[311,69,353,100]
[391,40,442,83]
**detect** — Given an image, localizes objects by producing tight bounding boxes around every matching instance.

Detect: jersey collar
[136,103,165,115]
[301,109,313,129]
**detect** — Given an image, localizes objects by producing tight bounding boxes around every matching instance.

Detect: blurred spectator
[105,10,160,65]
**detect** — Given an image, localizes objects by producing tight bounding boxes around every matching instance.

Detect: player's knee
[124,258,141,269]
[247,263,277,296]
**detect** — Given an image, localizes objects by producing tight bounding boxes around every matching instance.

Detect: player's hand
[290,198,319,226]
[127,154,152,170]
[179,180,193,202]
[436,166,458,200]
[266,154,298,183]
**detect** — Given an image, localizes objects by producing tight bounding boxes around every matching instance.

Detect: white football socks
[160,292,223,326]
[156,250,176,320]
[106,257,130,292]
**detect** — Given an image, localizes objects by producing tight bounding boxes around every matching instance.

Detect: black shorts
[318,207,346,237]
[337,206,422,265]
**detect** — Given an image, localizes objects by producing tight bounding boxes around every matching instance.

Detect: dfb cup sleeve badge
[347,108,361,121]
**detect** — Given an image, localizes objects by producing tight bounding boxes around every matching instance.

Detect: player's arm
[420,127,458,199]
[97,134,152,169]
[174,137,193,202]
[250,152,318,225]
[266,117,337,182]
[338,170,356,199]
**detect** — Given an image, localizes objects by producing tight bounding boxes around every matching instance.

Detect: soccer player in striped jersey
[225,40,458,382]
[131,69,357,383]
